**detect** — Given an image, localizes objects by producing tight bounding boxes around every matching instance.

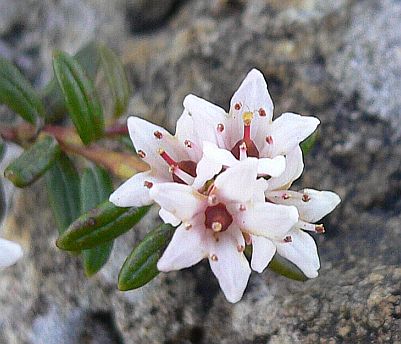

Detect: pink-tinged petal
[262,113,319,157]
[266,146,304,191]
[235,202,298,240]
[0,238,23,268]
[149,183,205,222]
[214,158,259,203]
[276,229,320,278]
[159,208,181,226]
[257,155,286,177]
[202,141,238,167]
[192,156,222,189]
[266,189,341,223]
[109,171,165,207]
[127,117,187,178]
[183,94,227,147]
[227,69,274,150]
[207,228,251,303]
[251,235,276,273]
[157,216,207,272]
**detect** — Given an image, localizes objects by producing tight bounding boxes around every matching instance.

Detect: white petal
[262,113,319,157]
[228,69,274,150]
[267,189,341,223]
[175,110,202,162]
[109,171,163,207]
[257,155,285,177]
[276,229,320,278]
[127,117,187,178]
[0,238,23,268]
[157,216,207,271]
[202,141,238,167]
[183,94,227,147]
[159,208,181,226]
[214,158,259,203]
[266,146,304,190]
[235,202,299,240]
[149,183,205,222]
[251,235,276,273]
[192,156,222,189]
[208,228,251,303]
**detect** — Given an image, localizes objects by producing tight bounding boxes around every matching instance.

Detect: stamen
[283,236,292,243]
[208,194,218,206]
[239,204,246,211]
[282,193,290,200]
[315,224,325,233]
[154,131,163,139]
[137,150,146,158]
[302,194,311,202]
[213,233,219,242]
[210,254,218,261]
[212,222,223,232]
[243,232,252,245]
[297,220,320,232]
[158,148,177,166]
[265,135,273,144]
[184,222,192,230]
[184,139,192,148]
[234,102,241,110]
[144,181,153,188]
[217,123,225,132]
[258,108,266,117]
[237,244,245,252]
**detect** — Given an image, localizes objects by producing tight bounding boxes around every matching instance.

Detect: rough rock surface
[1,0,401,343]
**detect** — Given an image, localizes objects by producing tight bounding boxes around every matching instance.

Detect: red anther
[184,140,192,148]
[239,204,246,211]
[154,131,163,139]
[315,224,325,233]
[144,181,153,188]
[282,193,290,200]
[217,123,225,132]
[265,135,273,144]
[258,108,266,117]
[237,244,245,252]
[302,194,311,202]
[284,236,292,243]
[234,102,241,110]
[210,254,218,261]
[137,150,146,158]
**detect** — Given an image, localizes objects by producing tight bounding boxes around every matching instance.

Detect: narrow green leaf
[41,42,102,122]
[45,153,80,234]
[57,201,150,250]
[0,179,5,224]
[300,131,318,156]
[0,136,5,161]
[118,224,175,291]
[0,56,44,124]
[4,135,61,187]
[268,254,308,282]
[80,166,114,276]
[99,45,130,117]
[52,51,104,144]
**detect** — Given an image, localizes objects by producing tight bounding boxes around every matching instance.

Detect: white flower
[0,238,23,269]
[183,68,320,189]
[150,159,299,303]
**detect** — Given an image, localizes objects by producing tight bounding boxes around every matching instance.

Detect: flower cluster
[110,69,341,303]
[0,238,22,269]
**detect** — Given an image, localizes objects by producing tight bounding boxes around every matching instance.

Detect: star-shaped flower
[151,158,299,303]
[0,238,22,269]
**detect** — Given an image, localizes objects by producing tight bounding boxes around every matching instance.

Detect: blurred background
[1,0,401,343]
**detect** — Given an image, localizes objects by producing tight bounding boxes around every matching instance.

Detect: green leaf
[118,224,175,291]
[41,42,102,122]
[52,51,104,144]
[300,131,318,155]
[268,254,308,282]
[80,166,114,276]
[99,45,130,117]
[0,136,5,161]
[57,201,150,251]
[0,179,5,224]
[0,56,44,124]
[4,135,61,187]
[45,153,80,234]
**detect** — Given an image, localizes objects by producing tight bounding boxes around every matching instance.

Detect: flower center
[230,111,259,159]
[204,203,233,232]
[158,149,197,184]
